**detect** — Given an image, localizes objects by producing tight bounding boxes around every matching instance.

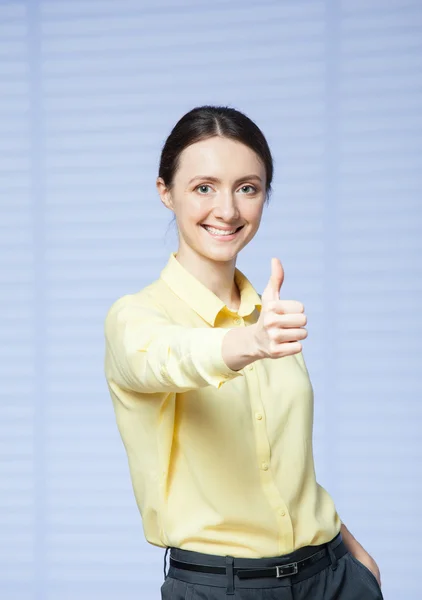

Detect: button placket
[246,361,294,549]
[247,363,269,473]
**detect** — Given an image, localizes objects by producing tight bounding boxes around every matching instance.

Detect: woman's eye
[240,185,256,193]
[196,185,211,194]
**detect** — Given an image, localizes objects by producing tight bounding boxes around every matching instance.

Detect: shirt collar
[160,252,262,326]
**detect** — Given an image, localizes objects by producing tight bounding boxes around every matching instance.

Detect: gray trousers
[160,532,384,599]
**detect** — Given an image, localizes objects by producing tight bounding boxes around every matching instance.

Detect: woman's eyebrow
[188,174,262,185]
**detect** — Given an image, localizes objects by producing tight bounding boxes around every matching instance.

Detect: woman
[104,106,383,599]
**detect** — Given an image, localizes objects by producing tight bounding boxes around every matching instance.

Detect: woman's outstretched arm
[104,296,258,394]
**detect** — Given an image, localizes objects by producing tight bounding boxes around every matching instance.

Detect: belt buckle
[276,561,298,578]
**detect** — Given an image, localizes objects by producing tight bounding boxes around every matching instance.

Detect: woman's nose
[213,193,240,219]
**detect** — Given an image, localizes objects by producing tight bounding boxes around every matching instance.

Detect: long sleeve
[104,297,244,394]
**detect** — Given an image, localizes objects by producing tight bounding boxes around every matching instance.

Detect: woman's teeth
[202,225,240,236]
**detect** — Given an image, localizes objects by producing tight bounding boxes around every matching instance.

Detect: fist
[252,258,308,359]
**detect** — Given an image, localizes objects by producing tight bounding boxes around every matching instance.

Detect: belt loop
[225,555,235,595]
[327,542,338,571]
[163,547,170,580]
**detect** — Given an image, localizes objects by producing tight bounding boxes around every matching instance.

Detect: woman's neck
[175,248,241,310]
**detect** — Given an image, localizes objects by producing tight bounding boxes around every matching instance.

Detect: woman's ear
[156,177,174,212]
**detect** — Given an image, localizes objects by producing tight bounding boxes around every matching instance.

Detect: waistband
[164,531,347,592]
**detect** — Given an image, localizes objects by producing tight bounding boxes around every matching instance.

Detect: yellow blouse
[103,251,341,557]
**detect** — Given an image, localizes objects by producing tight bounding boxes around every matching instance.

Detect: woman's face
[157,136,267,264]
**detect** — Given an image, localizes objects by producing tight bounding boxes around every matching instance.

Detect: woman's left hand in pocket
[354,550,382,588]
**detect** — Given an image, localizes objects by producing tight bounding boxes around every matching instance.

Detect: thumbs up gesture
[252,258,308,359]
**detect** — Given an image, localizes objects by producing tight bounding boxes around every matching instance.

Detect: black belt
[170,539,346,580]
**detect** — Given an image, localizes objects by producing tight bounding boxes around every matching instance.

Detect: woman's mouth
[201,224,244,240]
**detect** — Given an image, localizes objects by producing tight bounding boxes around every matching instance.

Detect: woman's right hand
[251,258,308,359]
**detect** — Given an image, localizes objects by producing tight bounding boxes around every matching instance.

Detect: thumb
[267,257,284,301]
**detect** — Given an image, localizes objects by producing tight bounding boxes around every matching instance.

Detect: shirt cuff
[188,327,245,389]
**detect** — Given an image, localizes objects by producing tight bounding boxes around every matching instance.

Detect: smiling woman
[155,106,273,303]
[103,105,382,600]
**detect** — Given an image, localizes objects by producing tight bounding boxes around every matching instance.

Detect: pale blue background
[1,1,421,599]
